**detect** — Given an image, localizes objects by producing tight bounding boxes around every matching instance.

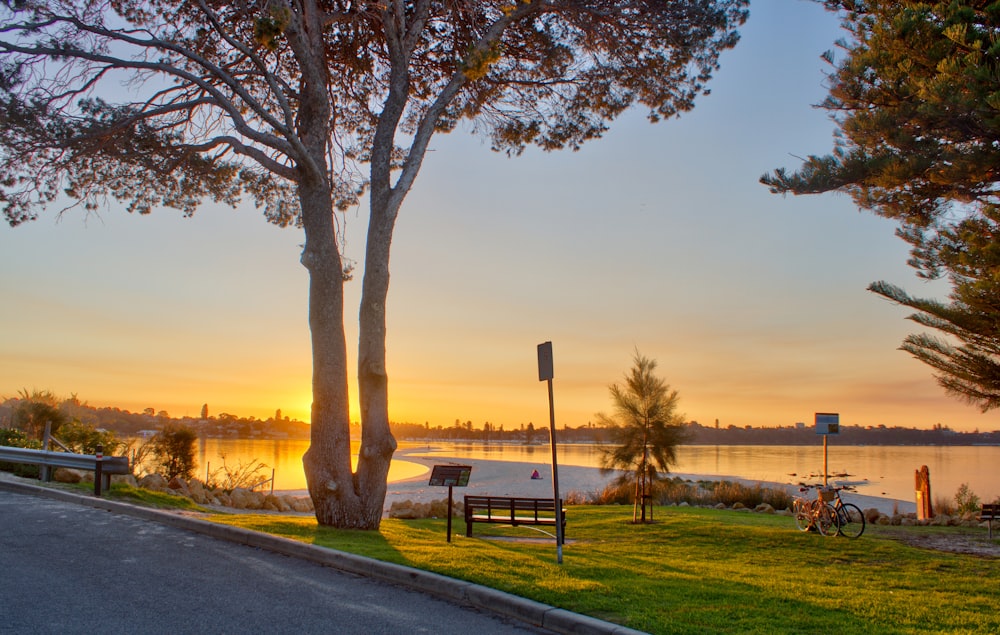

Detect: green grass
[207,505,1000,634]
[66,481,211,511]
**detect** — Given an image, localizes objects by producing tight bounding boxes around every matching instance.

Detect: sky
[1,1,996,433]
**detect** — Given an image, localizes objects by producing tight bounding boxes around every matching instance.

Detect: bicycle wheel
[816,503,839,537]
[837,503,865,539]
[793,500,812,531]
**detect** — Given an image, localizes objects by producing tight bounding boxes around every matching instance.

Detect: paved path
[0,489,549,635]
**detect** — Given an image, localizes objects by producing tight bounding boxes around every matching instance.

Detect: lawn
[209,505,1000,634]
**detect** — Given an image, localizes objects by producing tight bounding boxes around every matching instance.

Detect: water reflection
[185,439,998,502]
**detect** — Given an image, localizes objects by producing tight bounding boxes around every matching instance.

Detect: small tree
[12,389,67,441]
[597,350,688,523]
[152,423,198,481]
[58,419,123,455]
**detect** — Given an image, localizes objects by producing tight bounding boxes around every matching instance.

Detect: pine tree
[597,351,687,523]
[762,1,1000,410]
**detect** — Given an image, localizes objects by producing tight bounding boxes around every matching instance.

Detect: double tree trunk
[296,175,392,528]
[299,175,397,529]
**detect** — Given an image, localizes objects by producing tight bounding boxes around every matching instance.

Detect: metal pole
[823,436,828,488]
[447,485,454,543]
[94,444,104,497]
[40,421,51,482]
[537,341,562,564]
[547,378,563,564]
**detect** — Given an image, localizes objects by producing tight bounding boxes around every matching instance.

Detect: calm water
[193,439,998,504]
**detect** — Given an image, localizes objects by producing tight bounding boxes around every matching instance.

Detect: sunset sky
[2,2,996,434]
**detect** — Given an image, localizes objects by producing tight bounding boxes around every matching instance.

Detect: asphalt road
[0,489,550,635]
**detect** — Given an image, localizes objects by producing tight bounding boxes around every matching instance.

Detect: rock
[188,479,209,504]
[289,496,314,513]
[428,499,451,518]
[139,474,168,492]
[754,503,775,514]
[52,468,83,484]
[227,488,267,510]
[167,476,190,495]
[110,474,137,488]
[714,503,727,510]
[732,502,745,510]
[263,494,291,512]
[228,488,253,509]
[389,501,419,519]
[864,508,881,524]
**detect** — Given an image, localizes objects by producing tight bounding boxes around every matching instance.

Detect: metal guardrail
[0,445,130,497]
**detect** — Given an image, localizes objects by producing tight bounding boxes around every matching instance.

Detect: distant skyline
[2,1,997,433]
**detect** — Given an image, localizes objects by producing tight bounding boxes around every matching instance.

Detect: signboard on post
[429,465,472,542]
[537,341,563,564]
[815,412,840,435]
[815,413,839,488]
[429,464,472,487]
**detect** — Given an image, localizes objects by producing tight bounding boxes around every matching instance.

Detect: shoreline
[279,448,916,516]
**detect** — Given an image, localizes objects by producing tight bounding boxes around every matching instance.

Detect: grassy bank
[210,505,999,634]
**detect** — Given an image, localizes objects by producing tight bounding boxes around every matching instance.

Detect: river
[188,439,999,505]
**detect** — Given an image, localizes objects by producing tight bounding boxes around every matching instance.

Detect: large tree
[761,1,1000,411]
[596,350,687,523]
[0,0,747,528]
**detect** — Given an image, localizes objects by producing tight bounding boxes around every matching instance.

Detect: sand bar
[380,449,915,516]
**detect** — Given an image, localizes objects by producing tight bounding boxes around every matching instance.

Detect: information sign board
[428,464,472,487]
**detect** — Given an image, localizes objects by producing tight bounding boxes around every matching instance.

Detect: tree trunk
[352,183,400,528]
[298,179,371,527]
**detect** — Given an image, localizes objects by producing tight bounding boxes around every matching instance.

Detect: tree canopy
[761,0,1000,411]
[1,0,748,528]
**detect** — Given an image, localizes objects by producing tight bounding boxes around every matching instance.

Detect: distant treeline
[2,397,997,446]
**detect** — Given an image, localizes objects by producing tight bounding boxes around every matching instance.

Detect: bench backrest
[464,496,559,512]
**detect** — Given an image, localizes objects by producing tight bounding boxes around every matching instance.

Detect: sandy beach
[381,449,915,516]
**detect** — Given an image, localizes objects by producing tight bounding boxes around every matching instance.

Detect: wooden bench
[464,495,565,537]
[980,503,999,539]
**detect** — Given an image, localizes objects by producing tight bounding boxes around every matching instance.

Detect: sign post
[537,341,563,564]
[815,413,840,488]
[428,464,472,542]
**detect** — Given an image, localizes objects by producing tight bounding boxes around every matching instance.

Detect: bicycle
[826,486,866,539]
[793,487,839,537]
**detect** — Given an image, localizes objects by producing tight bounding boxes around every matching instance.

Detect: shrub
[10,389,68,440]
[0,427,41,478]
[933,495,956,516]
[151,423,198,480]
[57,419,125,455]
[954,483,981,515]
[206,454,271,492]
[590,476,793,511]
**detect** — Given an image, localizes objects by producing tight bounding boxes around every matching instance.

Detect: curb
[0,478,647,635]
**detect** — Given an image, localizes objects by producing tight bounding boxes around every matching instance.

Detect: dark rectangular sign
[537,341,554,381]
[428,464,472,487]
